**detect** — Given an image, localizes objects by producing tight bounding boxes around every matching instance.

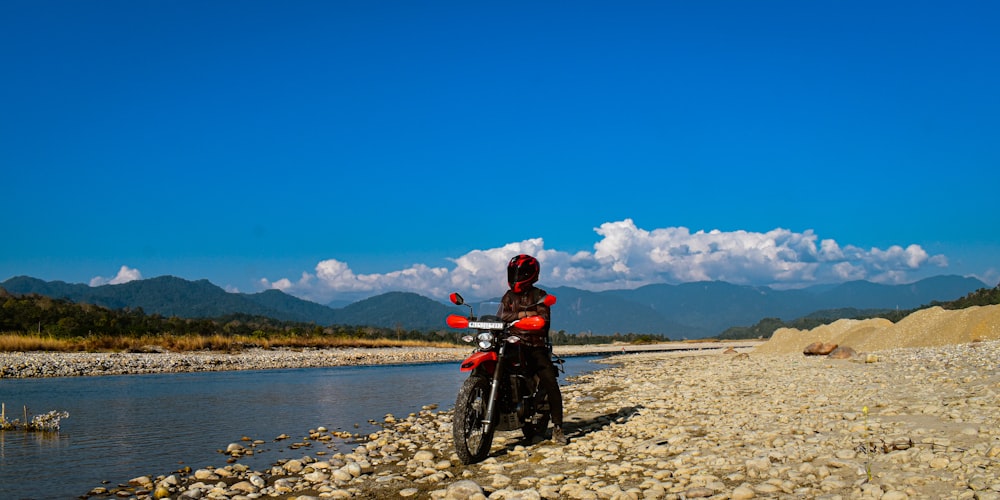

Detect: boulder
[803,342,838,356]
[827,346,857,359]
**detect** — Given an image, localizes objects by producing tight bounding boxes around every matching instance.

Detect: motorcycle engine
[495,412,520,432]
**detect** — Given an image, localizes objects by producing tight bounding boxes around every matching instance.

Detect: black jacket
[499,286,550,347]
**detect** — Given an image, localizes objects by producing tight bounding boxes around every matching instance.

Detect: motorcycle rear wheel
[521,412,550,441]
[453,374,494,464]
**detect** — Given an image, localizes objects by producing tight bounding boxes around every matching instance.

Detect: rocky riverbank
[81,338,1000,499]
[0,347,470,378]
[0,342,758,379]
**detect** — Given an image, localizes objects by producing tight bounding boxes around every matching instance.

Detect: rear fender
[460,351,498,372]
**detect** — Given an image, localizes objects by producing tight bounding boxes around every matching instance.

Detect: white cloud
[978,268,1000,288]
[90,265,143,287]
[262,219,950,303]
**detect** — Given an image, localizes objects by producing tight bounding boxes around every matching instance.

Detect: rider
[498,254,567,445]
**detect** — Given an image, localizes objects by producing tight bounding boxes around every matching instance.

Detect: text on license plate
[468,321,504,329]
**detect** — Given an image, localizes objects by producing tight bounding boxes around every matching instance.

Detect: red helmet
[507,254,539,293]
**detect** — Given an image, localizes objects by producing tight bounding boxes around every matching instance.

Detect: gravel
[0,347,472,378]
[0,342,759,379]
[78,341,1000,499]
[74,304,1000,499]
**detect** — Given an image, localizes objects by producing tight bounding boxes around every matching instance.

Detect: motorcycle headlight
[477,332,493,349]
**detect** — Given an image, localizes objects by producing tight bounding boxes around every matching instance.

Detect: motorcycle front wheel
[453,374,494,464]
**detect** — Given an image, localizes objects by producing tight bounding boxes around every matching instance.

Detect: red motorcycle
[446,291,559,464]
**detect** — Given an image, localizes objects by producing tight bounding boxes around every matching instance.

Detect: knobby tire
[453,374,494,464]
[521,390,550,441]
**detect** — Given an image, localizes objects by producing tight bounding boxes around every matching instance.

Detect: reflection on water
[0,356,605,500]
[0,429,69,461]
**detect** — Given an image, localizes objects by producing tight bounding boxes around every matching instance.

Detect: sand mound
[754,304,1000,355]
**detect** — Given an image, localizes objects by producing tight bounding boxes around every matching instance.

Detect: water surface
[0,356,605,500]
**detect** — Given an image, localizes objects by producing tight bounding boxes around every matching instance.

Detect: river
[0,356,607,500]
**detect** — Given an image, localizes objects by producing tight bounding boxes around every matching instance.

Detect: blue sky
[2,1,998,304]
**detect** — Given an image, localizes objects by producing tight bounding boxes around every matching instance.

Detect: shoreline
[0,341,762,379]
[79,339,1000,499]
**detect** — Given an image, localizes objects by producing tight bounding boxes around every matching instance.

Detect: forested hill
[1,274,990,337]
[1,275,339,324]
[1,275,464,332]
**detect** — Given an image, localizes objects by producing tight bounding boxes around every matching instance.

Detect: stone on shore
[827,345,857,359]
[803,341,838,355]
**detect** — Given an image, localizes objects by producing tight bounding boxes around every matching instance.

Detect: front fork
[482,342,507,429]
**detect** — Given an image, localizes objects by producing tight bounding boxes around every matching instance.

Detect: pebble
[73,339,1000,499]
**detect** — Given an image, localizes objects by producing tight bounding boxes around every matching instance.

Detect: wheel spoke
[453,375,494,464]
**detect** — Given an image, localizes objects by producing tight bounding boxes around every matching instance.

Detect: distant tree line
[0,289,449,342]
[0,288,665,347]
[717,283,1000,340]
[549,330,667,345]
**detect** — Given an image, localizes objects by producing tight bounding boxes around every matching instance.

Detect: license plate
[468,321,504,329]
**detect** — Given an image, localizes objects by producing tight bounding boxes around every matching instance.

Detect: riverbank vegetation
[0,291,669,352]
[0,403,68,431]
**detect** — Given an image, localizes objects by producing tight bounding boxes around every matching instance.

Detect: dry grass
[0,332,456,353]
[0,334,70,352]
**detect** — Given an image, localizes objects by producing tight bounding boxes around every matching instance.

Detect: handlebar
[449,292,556,308]
[446,291,554,331]
[445,314,546,331]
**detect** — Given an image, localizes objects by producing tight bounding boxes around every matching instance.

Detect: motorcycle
[446,291,560,464]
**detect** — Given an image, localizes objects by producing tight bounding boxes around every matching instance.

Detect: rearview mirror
[449,292,464,306]
[543,294,557,307]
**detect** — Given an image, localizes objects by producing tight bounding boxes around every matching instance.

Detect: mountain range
[0,274,989,338]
